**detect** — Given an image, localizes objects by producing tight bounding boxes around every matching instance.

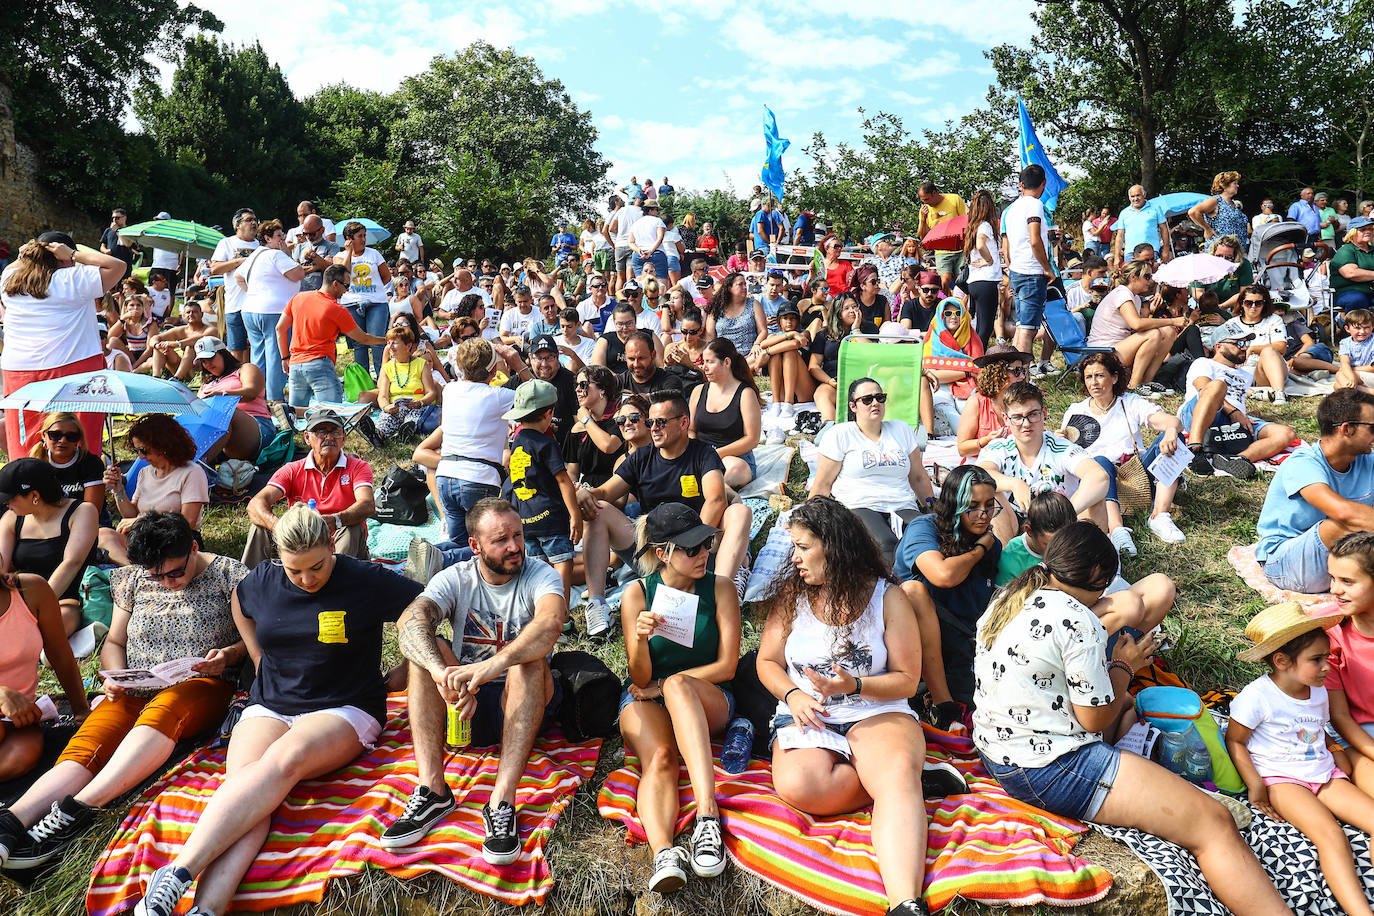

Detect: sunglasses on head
[614,412,643,427]
[852,392,888,406]
[45,429,81,443]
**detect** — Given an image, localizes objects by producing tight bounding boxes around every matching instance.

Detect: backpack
[549,650,620,742]
[343,362,377,402]
[373,465,429,526]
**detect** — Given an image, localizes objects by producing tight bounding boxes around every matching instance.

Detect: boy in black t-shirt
[503,379,581,600]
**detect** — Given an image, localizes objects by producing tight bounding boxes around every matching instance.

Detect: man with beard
[1181,331,1296,479]
[382,498,567,866]
[508,335,578,453]
[617,330,682,397]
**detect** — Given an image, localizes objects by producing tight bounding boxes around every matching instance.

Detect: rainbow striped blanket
[87,696,600,915]
[598,724,1111,915]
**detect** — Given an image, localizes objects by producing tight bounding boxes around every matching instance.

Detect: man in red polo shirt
[241,409,375,567]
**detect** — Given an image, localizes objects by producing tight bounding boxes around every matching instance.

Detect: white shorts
[239,703,383,748]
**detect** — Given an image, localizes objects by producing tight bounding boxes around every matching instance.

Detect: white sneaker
[1147,513,1186,544]
[766,426,787,445]
[583,597,613,638]
[778,402,795,418]
[1108,526,1138,558]
[1273,390,1288,404]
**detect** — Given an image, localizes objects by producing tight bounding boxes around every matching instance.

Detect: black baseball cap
[776,301,800,318]
[37,230,76,249]
[0,458,64,504]
[634,503,719,557]
[530,334,558,354]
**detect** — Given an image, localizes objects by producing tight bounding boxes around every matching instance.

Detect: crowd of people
[0,166,1373,916]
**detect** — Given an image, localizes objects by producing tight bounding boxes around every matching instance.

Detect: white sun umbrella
[1151,253,1239,287]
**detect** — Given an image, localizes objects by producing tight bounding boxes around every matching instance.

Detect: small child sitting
[1228,601,1374,916]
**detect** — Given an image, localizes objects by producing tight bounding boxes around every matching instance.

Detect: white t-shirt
[497,306,538,341]
[239,247,300,315]
[285,218,336,244]
[633,307,663,333]
[396,231,423,261]
[593,231,612,251]
[339,248,387,305]
[1184,358,1253,415]
[630,215,667,251]
[979,431,1088,501]
[966,220,1003,283]
[440,286,492,311]
[1004,194,1050,276]
[0,263,104,371]
[211,236,260,315]
[577,295,608,325]
[420,556,564,667]
[973,588,1114,766]
[579,229,596,256]
[1218,313,1286,350]
[437,380,515,486]
[817,419,921,513]
[1085,286,1138,347]
[151,247,179,270]
[611,205,644,247]
[1230,674,1338,783]
[1251,213,1282,232]
[1060,393,1156,461]
[148,286,173,320]
[662,226,683,258]
[560,333,596,369]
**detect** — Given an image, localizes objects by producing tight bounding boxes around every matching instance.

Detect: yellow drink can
[446,703,470,747]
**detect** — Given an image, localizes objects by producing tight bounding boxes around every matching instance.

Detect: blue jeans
[631,250,670,279]
[289,357,342,408]
[434,541,474,568]
[1260,522,1332,594]
[1335,288,1374,313]
[225,311,248,351]
[436,476,501,543]
[982,740,1122,821]
[1009,271,1049,330]
[243,311,286,401]
[346,300,389,374]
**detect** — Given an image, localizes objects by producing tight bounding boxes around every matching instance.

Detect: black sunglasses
[614,413,643,427]
[45,429,82,443]
[646,414,685,430]
[145,558,190,582]
[682,326,701,335]
[1243,298,1267,305]
[673,540,712,558]
[133,445,151,456]
[852,393,888,406]
[575,381,591,391]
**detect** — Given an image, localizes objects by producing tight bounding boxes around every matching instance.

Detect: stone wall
[0,82,103,250]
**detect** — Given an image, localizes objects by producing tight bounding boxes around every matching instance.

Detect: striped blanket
[598,725,1111,914]
[87,696,600,915]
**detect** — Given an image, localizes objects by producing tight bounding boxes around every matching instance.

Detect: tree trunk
[1138,112,1158,197]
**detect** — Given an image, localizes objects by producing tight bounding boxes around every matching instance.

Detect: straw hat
[1237,601,1345,662]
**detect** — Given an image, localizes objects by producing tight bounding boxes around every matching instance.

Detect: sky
[187,0,1041,199]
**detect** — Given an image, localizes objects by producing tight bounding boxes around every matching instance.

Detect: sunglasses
[132,445,151,456]
[646,414,685,430]
[672,540,712,558]
[45,429,82,443]
[614,413,643,427]
[1243,298,1266,305]
[921,286,941,294]
[590,283,606,289]
[145,559,190,582]
[625,291,642,298]
[575,381,591,391]
[852,393,888,406]
[682,326,701,336]
[1007,366,1028,378]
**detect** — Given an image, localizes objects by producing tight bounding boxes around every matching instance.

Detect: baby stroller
[1252,220,1312,310]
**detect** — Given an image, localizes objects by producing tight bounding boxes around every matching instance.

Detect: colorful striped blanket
[598,724,1111,914]
[87,696,600,915]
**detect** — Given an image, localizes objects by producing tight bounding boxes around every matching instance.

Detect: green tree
[302,84,401,186]
[0,0,220,213]
[661,189,752,254]
[135,37,314,219]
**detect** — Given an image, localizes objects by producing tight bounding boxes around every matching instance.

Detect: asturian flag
[1016,97,1068,215]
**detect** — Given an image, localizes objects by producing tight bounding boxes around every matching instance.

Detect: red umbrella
[921,214,968,251]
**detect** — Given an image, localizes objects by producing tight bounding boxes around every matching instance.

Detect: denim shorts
[253,415,278,452]
[981,739,1122,821]
[224,311,248,350]
[618,683,735,719]
[1178,398,1269,437]
[736,450,757,478]
[1306,343,1334,364]
[525,531,575,565]
[1260,521,1331,594]
[1009,271,1049,330]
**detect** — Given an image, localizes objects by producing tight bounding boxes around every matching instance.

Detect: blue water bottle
[720,717,754,774]
[308,498,318,511]
[1180,725,1214,786]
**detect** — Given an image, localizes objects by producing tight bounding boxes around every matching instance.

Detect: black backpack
[550,650,620,742]
[373,465,429,526]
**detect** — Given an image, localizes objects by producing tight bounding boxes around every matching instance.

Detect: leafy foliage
[661,189,754,253]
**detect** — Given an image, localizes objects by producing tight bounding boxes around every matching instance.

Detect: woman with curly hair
[955,344,1030,458]
[99,414,208,566]
[1187,171,1249,249]
[892,464,1003,722]
[703,272,767,372]
[757,496,964,916]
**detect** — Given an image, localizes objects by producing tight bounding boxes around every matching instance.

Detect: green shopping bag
[343,362,376,402]
[835,336,924,425]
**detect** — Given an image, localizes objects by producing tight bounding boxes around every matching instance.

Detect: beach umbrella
[332,217,390,245]
[921,214,968,252]
[120,219,223,260]
[1152,253,1239,287]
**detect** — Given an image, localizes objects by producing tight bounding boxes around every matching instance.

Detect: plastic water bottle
[720,717,754,774]
[308,498,318,511]
[1154,729,1188,775]
[1181,725,1214,786]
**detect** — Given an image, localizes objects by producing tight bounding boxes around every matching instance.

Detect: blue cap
[1350,216,1374,230]
[866,232,896,247]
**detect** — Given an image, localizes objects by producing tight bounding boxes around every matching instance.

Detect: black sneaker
[5,795,96,869]
[380,785,456,849]
[887,898,931,916]
[1187,451,1215,476]
[921,760,969,799]
[481,800,520,865]
[134,864,194,916]
[1210,453,1256,480]
[689,815,726,877]
[0,807,25,867]
[355,414,386,449]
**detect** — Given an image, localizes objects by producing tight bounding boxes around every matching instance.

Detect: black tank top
[599,332,627,375]
[693,382,748,448]
[12,500,90,602]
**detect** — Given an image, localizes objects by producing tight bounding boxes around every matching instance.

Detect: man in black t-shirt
[574,391,752,636]
[101,209,133,279]
[507,335,577,454]
[616,330,682,397]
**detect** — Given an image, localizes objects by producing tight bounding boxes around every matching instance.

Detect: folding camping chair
[835,334,924,424]
[1043,298,1114,389]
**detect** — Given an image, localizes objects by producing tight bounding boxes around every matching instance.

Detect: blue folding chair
[1043,298,1114,389]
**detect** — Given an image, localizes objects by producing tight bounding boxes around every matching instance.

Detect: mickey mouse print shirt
[972,588,1113,767]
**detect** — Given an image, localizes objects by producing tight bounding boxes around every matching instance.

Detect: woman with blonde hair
[127,505,422,916]
[1,233,124,454]
[30,412,108,511]
[973,521,1289,916]
[1187,171,1249,249]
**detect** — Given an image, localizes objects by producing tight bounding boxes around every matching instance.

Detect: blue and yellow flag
[1016,97,1068,215]
[761,106,789,201]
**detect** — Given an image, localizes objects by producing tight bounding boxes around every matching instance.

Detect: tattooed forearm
[397,597,447,672]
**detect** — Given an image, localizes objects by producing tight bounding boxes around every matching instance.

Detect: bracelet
[1108,659,1134,680]
[783,687,802,704]
[850,676,863,698]
[971,540,988,555]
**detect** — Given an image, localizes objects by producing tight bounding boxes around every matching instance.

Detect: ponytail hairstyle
[273,504,333,556]
[704,337,758,395]
[981,521,1118,648]
[3,240,61,299]
[932,464,998,557]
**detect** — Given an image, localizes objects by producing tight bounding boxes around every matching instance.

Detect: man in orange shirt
[276,264,385,415]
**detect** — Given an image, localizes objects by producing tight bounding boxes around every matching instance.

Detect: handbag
[373,465,429,525]
[1113,399,1154,514]
[549,650,620,741]
[1203,418,1254,456]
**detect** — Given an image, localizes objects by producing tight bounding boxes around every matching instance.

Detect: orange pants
[57,677,233,773]
[2,353,106,457]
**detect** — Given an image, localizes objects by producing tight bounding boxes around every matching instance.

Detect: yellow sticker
[509,446,531,482]
[317,611,348,644]
[680,475,700,498]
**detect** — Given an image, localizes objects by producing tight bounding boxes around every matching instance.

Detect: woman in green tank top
[618,503,741,896]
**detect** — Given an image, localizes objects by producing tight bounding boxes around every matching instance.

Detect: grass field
[1,372,1317,916]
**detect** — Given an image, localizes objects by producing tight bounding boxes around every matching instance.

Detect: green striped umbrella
[120,218,224,259]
